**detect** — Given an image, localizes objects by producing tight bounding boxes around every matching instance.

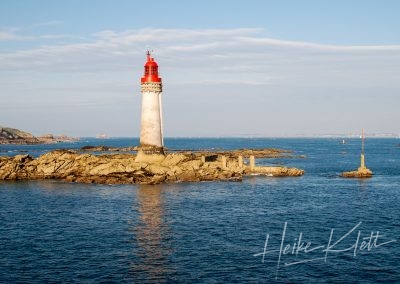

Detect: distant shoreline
[1,124,399,145]
[2,136,399,146]
[0,126,78,145]
[0,136,79,145]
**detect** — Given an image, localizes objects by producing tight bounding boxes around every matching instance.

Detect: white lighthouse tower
[136,51,165,162]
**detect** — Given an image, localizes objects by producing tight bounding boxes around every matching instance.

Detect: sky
[1,0,399,137]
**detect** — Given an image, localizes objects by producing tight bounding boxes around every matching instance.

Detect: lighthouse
[136,51,165,162]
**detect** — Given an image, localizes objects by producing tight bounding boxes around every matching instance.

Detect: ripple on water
[1,138,399,282]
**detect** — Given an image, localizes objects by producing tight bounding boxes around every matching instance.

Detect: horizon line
[76,135,400,139]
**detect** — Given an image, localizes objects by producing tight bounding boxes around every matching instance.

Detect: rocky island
[340,129,373,178]
[341,168,372,178]
[0,126,77,144]
[0,148,304,185]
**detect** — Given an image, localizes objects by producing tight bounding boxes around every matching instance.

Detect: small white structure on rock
[341,129,373,178]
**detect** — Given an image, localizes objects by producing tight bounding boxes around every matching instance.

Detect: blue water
[1,138,399,283]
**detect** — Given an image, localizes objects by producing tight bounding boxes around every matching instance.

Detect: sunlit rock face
[0,149,304,185]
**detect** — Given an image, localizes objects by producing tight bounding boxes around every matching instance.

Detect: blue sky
[1,0,399,137]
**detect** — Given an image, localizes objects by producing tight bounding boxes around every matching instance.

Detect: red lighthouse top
[141,51,162,83]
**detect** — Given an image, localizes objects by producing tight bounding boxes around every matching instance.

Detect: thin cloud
[2,28,398,61]
[0,27,72,42]
[0,28,399,88]
[173,79,273,86]
[0,30,33,41]
[237,36,400,52]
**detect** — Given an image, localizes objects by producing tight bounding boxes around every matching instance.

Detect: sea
[0,138,399,283]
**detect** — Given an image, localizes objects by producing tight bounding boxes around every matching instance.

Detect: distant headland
[0,126,77,144]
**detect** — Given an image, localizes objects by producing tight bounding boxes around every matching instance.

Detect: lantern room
[141,51,162,83]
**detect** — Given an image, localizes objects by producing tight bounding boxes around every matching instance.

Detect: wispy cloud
[0,27,74,42]
[174,79,274,86]
[237,36,400,52]
[0,30,33,41]
[1,28,399,136]
[1,28,399,88]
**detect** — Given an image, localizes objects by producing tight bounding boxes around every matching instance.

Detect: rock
[147,164,170,175]
[161,154,188,166]
[89,162,125,176]
[14,154,33,163]
[249,166,304,177]
[80,145,138,152]
[194,148,294,159]
[0,148,305,184]
[0,127,39,144]
[81,145,110,151]
[180,160,202,171]
[0,126,77,144]
[341,168,373,178]
[135,152,165,163]
[204,154,219,162]
[170,166,183,175]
